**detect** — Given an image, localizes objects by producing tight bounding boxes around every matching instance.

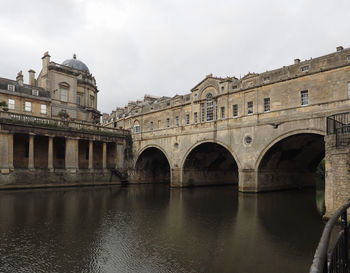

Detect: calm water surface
[0,185,324,273]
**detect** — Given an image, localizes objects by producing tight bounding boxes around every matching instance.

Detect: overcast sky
[0,0,349,114]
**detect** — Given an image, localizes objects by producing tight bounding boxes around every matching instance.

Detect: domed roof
[62,54,90,73]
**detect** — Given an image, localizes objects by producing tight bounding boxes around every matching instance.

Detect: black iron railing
[310,200,350,273]
[327,112,350,147]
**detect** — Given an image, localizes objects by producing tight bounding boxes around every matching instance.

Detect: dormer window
[8,84,15,91]
[32,89,39,96]
[301,65,309,72]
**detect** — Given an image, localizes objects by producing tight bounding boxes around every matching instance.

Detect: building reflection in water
[0,185,323,273]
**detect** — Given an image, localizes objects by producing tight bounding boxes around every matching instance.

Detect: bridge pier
[170,167,182,187]
[324,134,350,218]
[239,169,258,192]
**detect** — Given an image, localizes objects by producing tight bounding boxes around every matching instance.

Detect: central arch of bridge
[133,147,170,184]
[182,142,238,187]
[256,133,325,191]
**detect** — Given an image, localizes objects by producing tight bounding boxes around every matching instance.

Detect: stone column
[89,140,93,170]
[102,142,107,170]
[8,133,13,170]
[65,137,79,171]
[48,136,53,171]
[115,143,124,169]
[28,134,35,170]
[0,132,10,173]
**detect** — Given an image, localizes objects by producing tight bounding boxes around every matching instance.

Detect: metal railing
[310,200,350,273]
[0,111,128,136]
[327,112,350,147]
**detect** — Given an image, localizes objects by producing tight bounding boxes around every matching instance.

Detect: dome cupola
[62,54,90,73]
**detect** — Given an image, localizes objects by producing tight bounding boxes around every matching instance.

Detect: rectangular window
[7,84,15,91]
[186,114,190,125]
[233,104,238,117]
[232,85,237,90]
[60,88,68,102]
[77,95,81,105]
[301,90,309,105]
[301,65,309,72]
[40,104,47,114]
[194,112,198,124]
[8,99,15,110]
[348,82,350,98]
[264,98,270,112]
[175,116,179,126]
[200,103,205,122]
[166,118,170,128]
[32,89,39,96]
[25,101,31,112]
[347,55,350,61]
[150,121,153,131]
[263,77,270,82]
[90,95,94,107]
[221,107,225,119]
[247,101,253,115]
[133,125,140,133]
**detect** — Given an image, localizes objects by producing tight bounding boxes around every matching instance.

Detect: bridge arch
[181,140,240,187]
[133,145,171,184]
[255,129,325,191]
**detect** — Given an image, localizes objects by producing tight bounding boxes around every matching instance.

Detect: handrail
[310,199,350,273]
[0,110,129,136]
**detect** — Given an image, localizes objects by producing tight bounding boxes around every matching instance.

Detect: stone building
[0,52,127,189]
[103,46,350,216]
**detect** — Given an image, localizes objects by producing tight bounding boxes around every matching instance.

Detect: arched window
[206,93,213,121]
[133,120,140,133]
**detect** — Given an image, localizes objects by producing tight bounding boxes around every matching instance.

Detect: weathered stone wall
[324,134,350,217]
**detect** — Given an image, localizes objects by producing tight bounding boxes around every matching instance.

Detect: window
[60,88,68,102]
[133,121,140,133]
[233,104,238,117]
[166,118,170,128]
[348,82,350,98]
[232,85,237,90]
[25,101,31,112]
[221,107,225,119]
[247,101,253,115]
[206,93,213,121]
[301,65,309,72]
[77,95,81,105]
[264,98,270,112]
[194,112,198,123]
[32,89,39,96]
[175,116,179,126]
[215,102,218,120]
[150,121,153,131]
[301,90,309,105]
[158,120,161,128]
[90,95,94,107]
[200,103,205,122]
[8,99,15,110]
[221,86,224,91]
[186,114,190,125]
[263,77,270,82]
[7,84,15,91]
[41,104,47,114]
[347,55,350,61]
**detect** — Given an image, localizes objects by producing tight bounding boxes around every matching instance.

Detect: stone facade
[0,52,127,188]
[103,46,350,215]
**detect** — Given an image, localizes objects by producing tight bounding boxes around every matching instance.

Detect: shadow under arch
[134,146,171,184]
[182,141,239,187]
[256,130,325,191]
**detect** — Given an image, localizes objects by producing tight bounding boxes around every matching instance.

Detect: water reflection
[0,185,323,273]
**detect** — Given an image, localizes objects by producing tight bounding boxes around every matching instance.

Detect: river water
[0,185,324,273]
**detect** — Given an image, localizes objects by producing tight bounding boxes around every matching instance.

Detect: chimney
[41,51,51,73]
[336,46,344,52]
[28,69,36,86]
[294,58,300,64]
[16,71,23,86]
